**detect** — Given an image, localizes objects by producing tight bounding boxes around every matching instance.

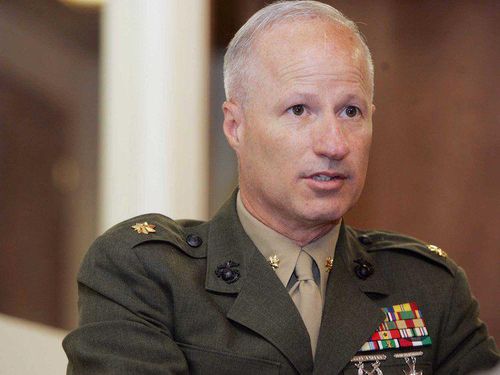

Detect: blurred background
[0,0,498,348]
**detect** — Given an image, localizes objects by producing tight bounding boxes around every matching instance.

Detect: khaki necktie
[290,250,323,357]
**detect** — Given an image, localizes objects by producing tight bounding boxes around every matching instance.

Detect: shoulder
[78,213,208,286]
[86,213,207,262]
[345,226,457,277]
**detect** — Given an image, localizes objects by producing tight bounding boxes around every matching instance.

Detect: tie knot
[295,251,315,281]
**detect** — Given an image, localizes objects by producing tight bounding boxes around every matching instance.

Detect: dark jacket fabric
[63,193,499,374]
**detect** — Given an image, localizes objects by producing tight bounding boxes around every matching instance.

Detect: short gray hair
[223,0,374,102]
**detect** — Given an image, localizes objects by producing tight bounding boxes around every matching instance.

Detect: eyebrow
[281,92,320,104]
[340,93,367,105]
[282,90,368,105]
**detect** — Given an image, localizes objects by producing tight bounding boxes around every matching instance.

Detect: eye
[289,104,305,116]
[342,105,361,118]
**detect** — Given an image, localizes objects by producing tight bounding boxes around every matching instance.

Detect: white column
[100,0,210,231]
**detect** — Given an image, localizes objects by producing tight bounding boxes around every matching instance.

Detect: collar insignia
[268,255,280,270]
[215,261,240,284]
[325,256,333,272]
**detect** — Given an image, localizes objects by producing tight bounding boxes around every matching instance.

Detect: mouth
[303,171,348,190]
[308,172,347,181]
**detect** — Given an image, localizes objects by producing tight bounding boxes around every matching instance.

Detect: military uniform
[63,191,499,374]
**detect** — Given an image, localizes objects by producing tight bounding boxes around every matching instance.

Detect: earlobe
[222,101,244,150]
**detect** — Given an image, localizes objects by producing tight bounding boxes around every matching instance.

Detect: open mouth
[309,172,347,181]
[312,174,343,182]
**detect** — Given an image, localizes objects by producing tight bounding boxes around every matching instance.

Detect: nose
[312,115,350,160]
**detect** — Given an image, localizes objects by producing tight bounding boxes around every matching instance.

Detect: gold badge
[427,244,447,258]
[131,222,156,234]
[325,256,333,272]
[268,255,280,269]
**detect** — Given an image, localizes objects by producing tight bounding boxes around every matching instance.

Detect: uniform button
[354,258,374,280]
[186,234,202,248]
[358,234,373,246]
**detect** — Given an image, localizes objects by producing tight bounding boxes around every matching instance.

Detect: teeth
[313,175,334,181]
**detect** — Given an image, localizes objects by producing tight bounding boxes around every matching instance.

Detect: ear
[371,104,376,114]
[222,100,245,151]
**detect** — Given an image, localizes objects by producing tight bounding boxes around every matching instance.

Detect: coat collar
[204,191,390,374]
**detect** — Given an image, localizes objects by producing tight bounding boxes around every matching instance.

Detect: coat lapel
[205,193,314,374]
[313,224,390,375]
[227,251,314,375]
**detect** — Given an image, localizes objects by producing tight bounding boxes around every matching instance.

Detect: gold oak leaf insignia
[325,256,334,272]
[268,255,280,269]
[132,222,156,234]
[427,244,447,258]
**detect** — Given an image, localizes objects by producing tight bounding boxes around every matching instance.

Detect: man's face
[224,19,373,235]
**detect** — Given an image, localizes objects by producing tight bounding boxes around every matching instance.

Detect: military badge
[325,256,333,272]
[351,354,386,375]
[215,260,240,284]
[131,222,156,234]
[426,244,447,258]
[359,302,431,351]
[394,351,424,375]
[268,255,280,269]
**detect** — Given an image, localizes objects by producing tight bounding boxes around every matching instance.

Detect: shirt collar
[302,223,340,301]
[236,191,340,301]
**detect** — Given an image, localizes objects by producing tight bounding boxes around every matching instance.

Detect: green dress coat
[63,192,499,374]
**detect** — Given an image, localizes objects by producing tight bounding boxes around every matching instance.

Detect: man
[63,1,499,374]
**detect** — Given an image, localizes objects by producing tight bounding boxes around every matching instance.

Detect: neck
[240,193,339,247]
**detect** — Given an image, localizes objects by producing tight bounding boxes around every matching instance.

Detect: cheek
[248,124,293,164]
[352,129,372,162]
[363,134,373,164]
[242,113,310,179]
[343,134,371,186]
[263,134,305,177]
[239,126,281,179]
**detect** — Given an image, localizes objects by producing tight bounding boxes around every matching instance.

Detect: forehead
[249,19,370,93]
[256,18,358,55]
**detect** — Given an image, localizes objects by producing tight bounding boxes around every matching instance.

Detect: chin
[301,205,346,225]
